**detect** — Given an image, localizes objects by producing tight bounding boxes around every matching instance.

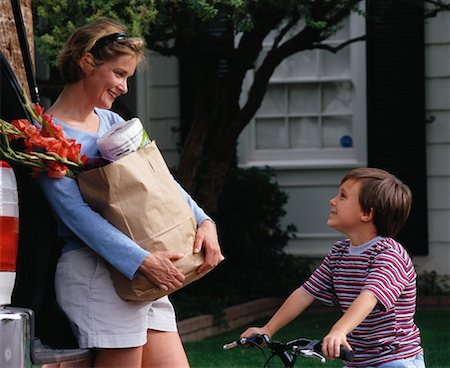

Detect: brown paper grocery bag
[77,141,207,301]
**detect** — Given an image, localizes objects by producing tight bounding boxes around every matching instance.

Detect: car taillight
[0,160,19,272]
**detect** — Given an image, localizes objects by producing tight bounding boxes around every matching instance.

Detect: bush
[417,270,450,296]
[171,166,312,320]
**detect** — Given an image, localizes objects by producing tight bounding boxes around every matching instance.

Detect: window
[239,13,366,168]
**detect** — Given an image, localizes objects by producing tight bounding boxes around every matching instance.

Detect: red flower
[0,97,86,178]
[46,161,68,178]
[66,141,82,163]
[35,103,44,116]
[12,119,30,131]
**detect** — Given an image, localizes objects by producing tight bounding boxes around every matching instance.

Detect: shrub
[417,270,450,296]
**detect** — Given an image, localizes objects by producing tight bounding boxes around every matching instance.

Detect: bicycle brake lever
[298,349,326,364]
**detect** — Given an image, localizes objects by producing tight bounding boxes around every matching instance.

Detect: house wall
[270,167,351,257]
[415,10,450,274]
[135,50,181,169]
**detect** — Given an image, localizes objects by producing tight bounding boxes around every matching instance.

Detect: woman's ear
[80,52,95,74]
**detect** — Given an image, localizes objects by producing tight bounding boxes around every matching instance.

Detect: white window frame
[238,12,367,169]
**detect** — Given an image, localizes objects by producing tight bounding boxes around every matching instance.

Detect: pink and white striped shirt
[301,236,423,367]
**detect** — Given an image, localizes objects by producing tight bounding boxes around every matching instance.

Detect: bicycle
[223,334,354,368]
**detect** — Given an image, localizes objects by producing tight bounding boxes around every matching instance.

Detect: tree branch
[233,1,364,134]
[272,13,301,50]
[424,0,450,18]
[233,27,321,136]
[311,34,366,53]
[319,0,362,30]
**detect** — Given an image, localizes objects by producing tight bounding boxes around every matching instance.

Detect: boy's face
[327,179,367,235]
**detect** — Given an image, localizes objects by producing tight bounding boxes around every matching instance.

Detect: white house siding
[135,50,181,169]
[416,10,450,274]
[272,167,352,257]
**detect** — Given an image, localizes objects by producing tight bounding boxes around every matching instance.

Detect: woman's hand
[139,251,185,291]
[194,219,225,275]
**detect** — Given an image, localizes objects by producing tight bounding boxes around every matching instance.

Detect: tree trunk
[195,131,239,213]
[176,45,247,212]
[0,0,35,99]
[177,91,240,213]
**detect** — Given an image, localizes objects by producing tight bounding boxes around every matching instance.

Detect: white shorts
[55,247,177,349]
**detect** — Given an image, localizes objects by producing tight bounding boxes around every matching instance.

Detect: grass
[184,309,450,368]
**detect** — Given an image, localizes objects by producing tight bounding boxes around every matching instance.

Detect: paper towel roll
[97,118,150,161]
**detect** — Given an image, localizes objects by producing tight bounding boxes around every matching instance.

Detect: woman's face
[83,53,137,109]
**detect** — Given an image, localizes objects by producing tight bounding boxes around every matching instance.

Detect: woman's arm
[39,175,185,288]
[38,175,149,279]
[175,181,210,224]
[175,182,224,274]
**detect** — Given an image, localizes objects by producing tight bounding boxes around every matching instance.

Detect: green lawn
[184,310,450,368]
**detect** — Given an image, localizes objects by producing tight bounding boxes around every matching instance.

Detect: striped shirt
[301,236,423,367]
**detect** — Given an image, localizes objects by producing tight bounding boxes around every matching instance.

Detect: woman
[38,18,224,367]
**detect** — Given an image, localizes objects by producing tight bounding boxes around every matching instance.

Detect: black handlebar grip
[339,346,355,361]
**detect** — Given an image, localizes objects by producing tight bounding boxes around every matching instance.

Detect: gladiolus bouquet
[0,93,86,178]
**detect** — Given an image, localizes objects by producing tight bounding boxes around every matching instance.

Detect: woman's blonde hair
[57,18,145,84]
[341,167,412,238]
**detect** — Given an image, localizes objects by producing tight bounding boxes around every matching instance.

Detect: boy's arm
[241,287,315,338]
[322,290,377,359]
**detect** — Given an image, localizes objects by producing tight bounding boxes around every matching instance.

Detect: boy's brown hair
[341,167,412,237]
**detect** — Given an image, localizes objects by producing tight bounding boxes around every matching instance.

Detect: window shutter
[366,0,428,255]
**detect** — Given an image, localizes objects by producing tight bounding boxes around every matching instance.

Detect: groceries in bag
[97,117,150,161]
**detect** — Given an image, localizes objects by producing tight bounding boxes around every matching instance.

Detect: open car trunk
[1,48,77,349]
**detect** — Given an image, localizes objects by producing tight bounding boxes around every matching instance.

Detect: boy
[241,168,425,368]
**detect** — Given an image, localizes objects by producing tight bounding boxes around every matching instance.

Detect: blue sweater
[38,109,210,280]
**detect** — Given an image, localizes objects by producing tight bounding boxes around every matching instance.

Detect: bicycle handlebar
[223,334,268,351]
[223,334,354,367]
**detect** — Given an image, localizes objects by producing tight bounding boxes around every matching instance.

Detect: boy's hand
[240,326,272,340]
[321,328,352,360]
